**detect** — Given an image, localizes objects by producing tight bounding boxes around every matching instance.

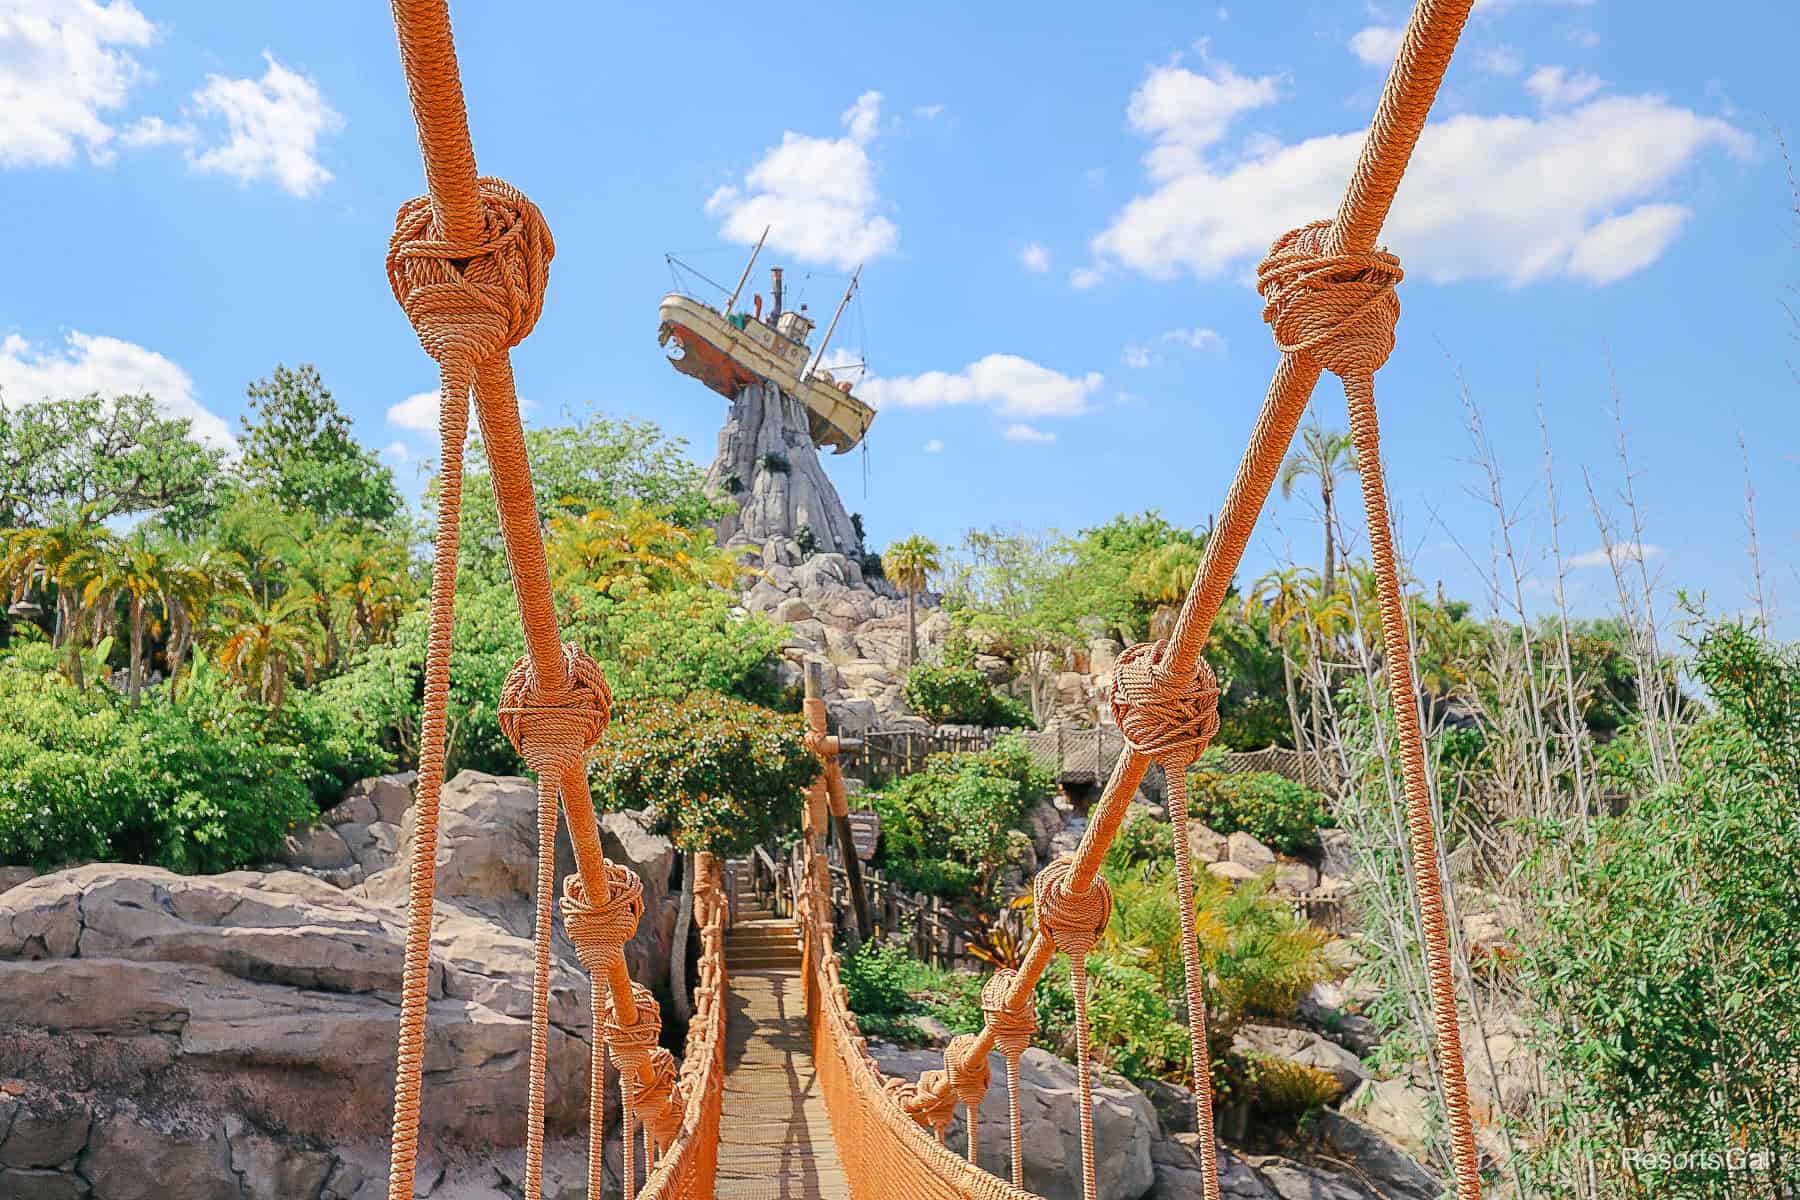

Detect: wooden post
[806,660,872,946]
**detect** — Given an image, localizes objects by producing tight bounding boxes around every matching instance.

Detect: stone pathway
[714,888,850,1200]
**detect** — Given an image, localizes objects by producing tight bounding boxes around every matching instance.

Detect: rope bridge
[376,0,1486,1198]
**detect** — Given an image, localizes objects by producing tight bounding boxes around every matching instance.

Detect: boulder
[1185,823,1228,864]
[1021,799,1065,862]
[1231,1024,1367,1094]
[1149,1134,1272,1198]
[1343,1078,1434,1158]
[1273,863,1318,894]
[742,578,787,614]
[1318,829,1357,880]
[774,596,814,624]
[1313,1110,1443,1200]
[338,772,416,827]
[596,809,680,985]
[281,823,354,873]
[1,866,39,896]
[1227,833,1277,871]
[1206,861,1261,885]
[1244,1155,1377,1200]
[1297,982,1384,1057]
[873,1044,1156,1200]
[706,380,861,558]
[826,698,880,737]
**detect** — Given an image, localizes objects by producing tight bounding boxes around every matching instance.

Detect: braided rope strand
[386,364,471,1200]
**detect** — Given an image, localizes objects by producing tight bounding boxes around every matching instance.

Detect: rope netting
[377,0,1486,1195]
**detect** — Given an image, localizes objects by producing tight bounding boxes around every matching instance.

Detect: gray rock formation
[707,380,859,557]
[872,1043,1157,1200]
[0,770,681,1198]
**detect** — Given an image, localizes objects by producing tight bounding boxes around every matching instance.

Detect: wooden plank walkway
[715,897,850,1200]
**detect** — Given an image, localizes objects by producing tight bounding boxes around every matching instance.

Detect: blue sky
[3,0,1797,635]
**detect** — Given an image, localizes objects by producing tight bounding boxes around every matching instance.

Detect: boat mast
[803,264,861,383]
[721,226,769,317]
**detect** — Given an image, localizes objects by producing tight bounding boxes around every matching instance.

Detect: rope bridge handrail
[792,3,1485,1199]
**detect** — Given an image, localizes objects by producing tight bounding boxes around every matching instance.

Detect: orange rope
[980,969,1036,1188]
[1034,858,1112,1200]
[1110,641,1224,1198]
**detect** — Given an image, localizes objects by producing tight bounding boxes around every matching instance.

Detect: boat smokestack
[771,268,784,322]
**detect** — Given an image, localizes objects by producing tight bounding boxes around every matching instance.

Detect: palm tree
[162,545,250,702]
[1247,566,1321,751]
[1,511,121,688]
[82,533,177,705]
[1279,419,1358,597]
[885,535,941,669]
[213,590,324,714]
[1128,540,1205,637]
[332,535,414,651]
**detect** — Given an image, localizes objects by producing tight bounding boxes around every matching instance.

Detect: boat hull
[657,293,875,454]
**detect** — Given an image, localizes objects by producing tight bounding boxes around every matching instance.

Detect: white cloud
[119,115,195,148]
[1569,541,1662,569]
[188,53,340,197]
[1089,56,1751,287]
[914,104,945,120]
[1020,242,1050,273]
[1525,65,1604,109]
[1349,26,1404,69]
[860,354,1102,419]
[1004,423,1056,443]
[1125,326,1227,368]
[1069,266,1105,289]
[923,438,944,453]
[0,330,234,449]
[0,0,155,167]
[1478,46,1524,76]
[382,440,413,464]
[707,91,897,269]
[1566,204,1689,284]
[1125,54,1282,182]
[1164,327,1226,351]
[388,391,439,433]
[1568,29,1601,49]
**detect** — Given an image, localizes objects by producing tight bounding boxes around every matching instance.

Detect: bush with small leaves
[1186,769,1333,855]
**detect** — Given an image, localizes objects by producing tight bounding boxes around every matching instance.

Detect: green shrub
[1240,1053,1342,1114]
[903,665,1032,728]
[0,646,318,874]
[839,938,986,1046]
[588,693,814,856]
[1104,805,1173,873]
[1186,770,1333,854]
[870,736,1054,901]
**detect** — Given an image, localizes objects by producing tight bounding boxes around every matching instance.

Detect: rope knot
[387,177,554,369]
[944,1034,991,1112]
[1108,640,1221,768]
[498,643,612,770]
[1257,219,1403,379]
[907,1069,961,1133]
[560,863,644,978]
[602,981,662,1067]
[635,1046,686,1145]
[981,969,1039,1057]
[1034,856,1112,962]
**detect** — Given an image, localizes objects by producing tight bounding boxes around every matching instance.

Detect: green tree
[212,590,324,714]
[1524,621,1800,1198]
[452,411,722,579]
[886,534,941,669]
[0,393,223,530]
[589,693,816,1017]
[238,364,401,524]
[1278,420,1357,597]
[159,544,250,702]
[81,532,177,705]
[1,512,121,687]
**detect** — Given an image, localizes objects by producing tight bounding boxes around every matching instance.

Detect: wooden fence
[839,723,1332,792]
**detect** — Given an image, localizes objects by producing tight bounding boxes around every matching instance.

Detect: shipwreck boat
[657,236,875,454]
